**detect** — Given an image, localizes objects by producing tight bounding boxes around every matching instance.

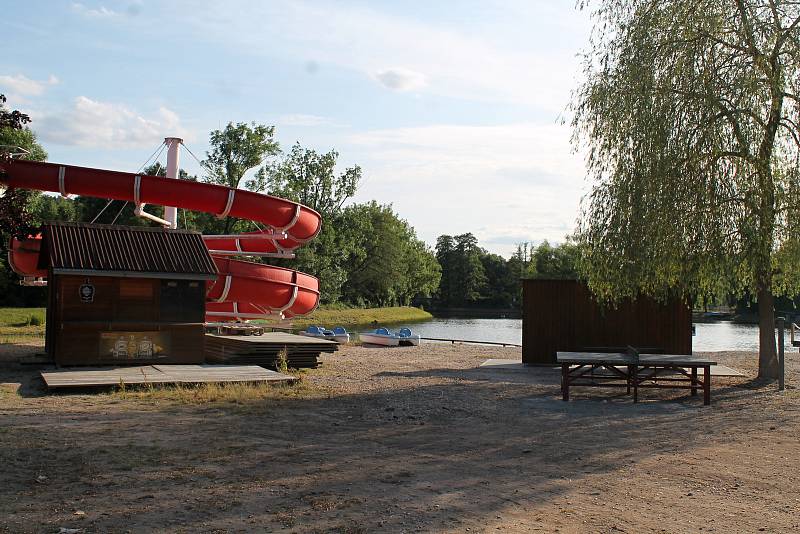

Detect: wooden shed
[522,279,692,365]
[40,223,218,366]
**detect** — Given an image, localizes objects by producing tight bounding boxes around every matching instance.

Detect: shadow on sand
[0,359,786,532]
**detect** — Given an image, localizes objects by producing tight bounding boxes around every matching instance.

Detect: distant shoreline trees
[433,234,580,310]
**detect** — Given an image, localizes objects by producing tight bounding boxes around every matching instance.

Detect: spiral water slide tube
[0,159,322,321]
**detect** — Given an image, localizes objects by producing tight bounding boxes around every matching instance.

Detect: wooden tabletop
[557,351,717,366]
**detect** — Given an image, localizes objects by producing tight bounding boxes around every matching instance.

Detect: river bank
[285,306,432,330]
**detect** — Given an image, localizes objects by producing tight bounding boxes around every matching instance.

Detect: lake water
[400,317,796,352]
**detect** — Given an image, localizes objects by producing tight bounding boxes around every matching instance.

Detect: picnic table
[557,351,717,405]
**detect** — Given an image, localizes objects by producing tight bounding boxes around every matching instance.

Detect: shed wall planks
[522,279,691,365]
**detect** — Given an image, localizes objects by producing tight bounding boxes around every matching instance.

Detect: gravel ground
[0,341,798,533]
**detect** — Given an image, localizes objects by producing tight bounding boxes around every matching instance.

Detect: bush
[274,347,289,374]
[28,313,44,326]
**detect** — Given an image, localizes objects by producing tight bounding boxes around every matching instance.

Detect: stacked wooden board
[41,364,296,389]
[204,332,338,368]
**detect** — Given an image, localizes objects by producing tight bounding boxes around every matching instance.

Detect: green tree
[144,161,197,182]
[204,122,279,190]
[506,243,534,307]
[435,233,486,307]
[261,145,438,306]
[401,237,442,305]
[479,252,515,307]
[291,224,351,303]
[28,194,80,226]
[0,128,47,162]
[453,233,487,305]
[262,143,362,303]
[0,94,49,305]
[530,240,580,280]
[0,93,48,235]
[262,143,361,218]
[572,0,800,378]
[435,235,457,306]
[203,122,280,232]
[341,202,440,306]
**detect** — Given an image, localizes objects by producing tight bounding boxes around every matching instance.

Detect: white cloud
[0,73,59,97]
[34,96,188,149]
[71,2,120,17]
[374,68,427,92]
[346,122,587,256]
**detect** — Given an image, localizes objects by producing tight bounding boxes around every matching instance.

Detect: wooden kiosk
[522,279,692,365]
[40,222,218,366]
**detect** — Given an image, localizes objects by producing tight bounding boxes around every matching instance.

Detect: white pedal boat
[299,325,350,343]
[359,327,400,346]
[397,327,421,346]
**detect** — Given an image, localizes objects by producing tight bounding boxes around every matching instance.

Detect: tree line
[434,234,579,310]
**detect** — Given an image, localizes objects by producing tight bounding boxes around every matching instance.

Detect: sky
[1,0,593,257]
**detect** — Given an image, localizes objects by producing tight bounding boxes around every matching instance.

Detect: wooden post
[691,366,698,396]
[777,316,785,392]
[561,363,569,401]
[626,364,632,394]
[703,365,711,405]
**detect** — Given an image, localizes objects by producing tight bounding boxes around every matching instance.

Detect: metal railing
[420,337,521,347]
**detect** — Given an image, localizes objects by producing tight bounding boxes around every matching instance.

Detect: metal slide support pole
[777,317,785,391]
[164,137,182,229]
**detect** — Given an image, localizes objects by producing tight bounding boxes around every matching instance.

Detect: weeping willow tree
[572,0,800,378]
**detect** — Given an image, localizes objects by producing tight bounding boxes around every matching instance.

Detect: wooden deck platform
[40,364,296,389]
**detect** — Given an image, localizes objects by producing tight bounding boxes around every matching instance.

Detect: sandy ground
[1,341,799,533]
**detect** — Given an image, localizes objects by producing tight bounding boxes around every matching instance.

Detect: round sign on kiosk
[79,278,95,303]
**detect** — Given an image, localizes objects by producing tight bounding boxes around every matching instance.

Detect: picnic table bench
[557,351,717,405]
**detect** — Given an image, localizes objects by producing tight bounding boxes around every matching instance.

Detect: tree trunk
[757,286,779,379]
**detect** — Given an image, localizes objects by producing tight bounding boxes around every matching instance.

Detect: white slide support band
[214,275,232,303]
[276,204,301,232]
[218,189,235,219]
[58,167,67,197]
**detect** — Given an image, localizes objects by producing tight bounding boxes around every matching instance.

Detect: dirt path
[1,343,798,533]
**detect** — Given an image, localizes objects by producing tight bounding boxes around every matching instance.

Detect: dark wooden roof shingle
[39,223,218,279]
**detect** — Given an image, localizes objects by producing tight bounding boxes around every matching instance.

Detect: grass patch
[108,379,317,405]
[0,308,46,339]
[0,383,21,402]
[0,326,45,338]
[290,306,432,330]
[0,333,45,345]
[0,307,46,327]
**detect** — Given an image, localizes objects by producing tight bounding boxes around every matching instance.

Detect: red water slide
[0,159,322,320]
